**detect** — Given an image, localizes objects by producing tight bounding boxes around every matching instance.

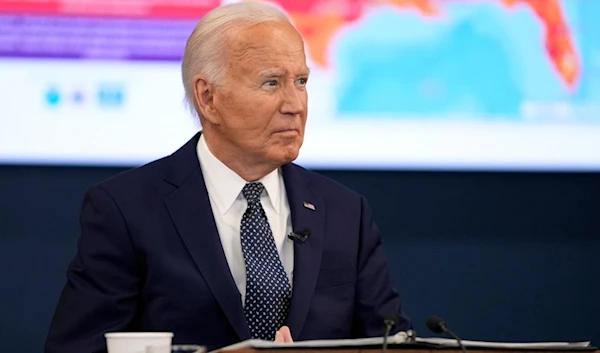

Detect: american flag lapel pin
[303,201,316,211]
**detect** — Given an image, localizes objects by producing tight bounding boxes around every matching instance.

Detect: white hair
[181,2,290,119]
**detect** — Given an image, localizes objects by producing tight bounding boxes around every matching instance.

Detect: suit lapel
[281,164,325,339]
[163,133,251,341]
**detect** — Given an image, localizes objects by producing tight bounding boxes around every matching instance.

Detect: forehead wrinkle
[223,23,307,77]
[229,48,306,77]
[231,42,270,63]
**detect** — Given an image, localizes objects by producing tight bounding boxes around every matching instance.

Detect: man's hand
[274,326,293,343]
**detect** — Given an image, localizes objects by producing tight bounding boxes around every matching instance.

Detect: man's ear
[193,75,220,125]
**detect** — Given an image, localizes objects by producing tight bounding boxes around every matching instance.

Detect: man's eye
[263,80,278,88]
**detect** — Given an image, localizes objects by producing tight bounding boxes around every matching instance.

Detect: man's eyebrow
[258,68,311,78]
[259,70,285,78]
[300,68,311,76]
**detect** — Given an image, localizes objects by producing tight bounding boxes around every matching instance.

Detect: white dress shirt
[196,134,294,305]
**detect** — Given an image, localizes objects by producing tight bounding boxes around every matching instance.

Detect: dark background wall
[1,165,599,352]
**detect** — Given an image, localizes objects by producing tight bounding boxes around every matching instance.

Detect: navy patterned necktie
[240,182,292,340]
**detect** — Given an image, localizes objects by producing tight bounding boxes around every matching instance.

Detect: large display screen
[1,0,599,171]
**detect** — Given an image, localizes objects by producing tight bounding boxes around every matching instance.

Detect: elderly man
[44,2,411,353]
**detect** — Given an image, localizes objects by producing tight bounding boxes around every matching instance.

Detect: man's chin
[272,148,300,166]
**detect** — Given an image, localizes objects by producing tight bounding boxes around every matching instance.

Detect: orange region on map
[257,0,579,88]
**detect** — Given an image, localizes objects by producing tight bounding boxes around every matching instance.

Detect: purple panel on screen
[0,14,196,61]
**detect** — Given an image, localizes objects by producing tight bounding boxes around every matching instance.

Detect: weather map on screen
[0,0,599,170]
[266,0,597,121]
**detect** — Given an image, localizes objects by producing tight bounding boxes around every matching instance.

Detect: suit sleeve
[352,195,413,337]
[45,186,142,353]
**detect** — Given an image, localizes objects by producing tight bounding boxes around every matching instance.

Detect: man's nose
[280,84,305,116]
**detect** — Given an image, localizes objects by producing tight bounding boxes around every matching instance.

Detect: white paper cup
[105,332,174,353]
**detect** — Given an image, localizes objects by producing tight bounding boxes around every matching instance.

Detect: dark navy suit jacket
[45,132,411,353]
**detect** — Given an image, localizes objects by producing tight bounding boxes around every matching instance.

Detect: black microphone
[382,314,396,353]
[287,228,311,242]
[426,315,467,353]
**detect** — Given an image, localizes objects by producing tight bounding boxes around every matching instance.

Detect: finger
[274,331,283,342]
[279,326,293,342]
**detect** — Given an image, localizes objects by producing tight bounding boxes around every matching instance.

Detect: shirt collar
[196,133,281,215]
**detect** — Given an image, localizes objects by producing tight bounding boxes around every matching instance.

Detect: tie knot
[242,182,265,203]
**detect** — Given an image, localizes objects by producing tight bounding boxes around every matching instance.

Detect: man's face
[202,20,309,167]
